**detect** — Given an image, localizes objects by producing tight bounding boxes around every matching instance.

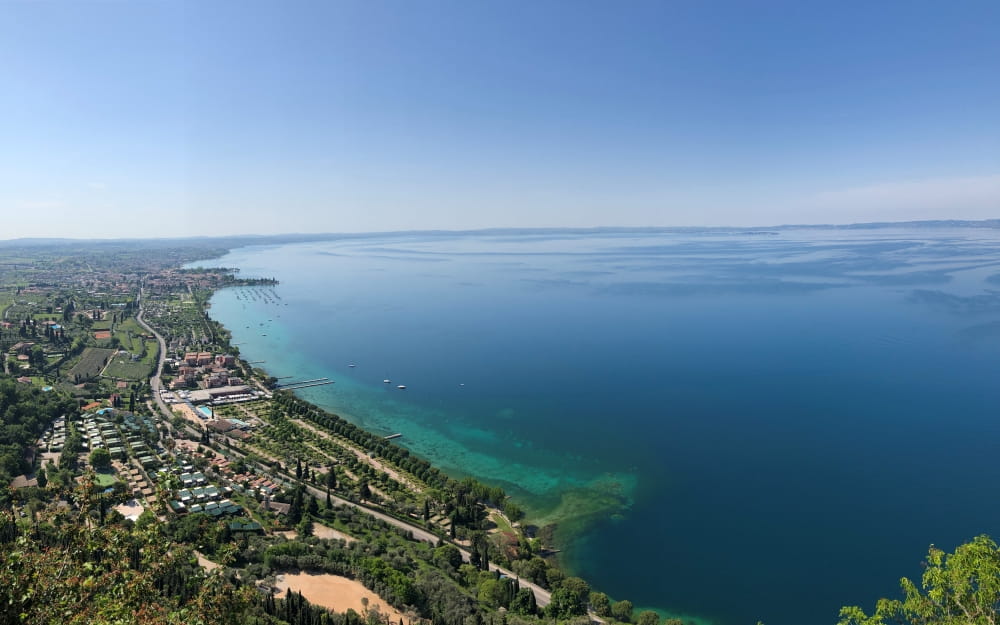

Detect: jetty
[277,377,333,390]
[384,433,403,440]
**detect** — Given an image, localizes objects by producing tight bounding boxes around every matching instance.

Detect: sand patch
[195,551,220,572]
[311,523,355,543]
[279,525,356,543]
[114,499,144,522]
[276,572,405,622]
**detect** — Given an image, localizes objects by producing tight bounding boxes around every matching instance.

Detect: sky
[1,0,998,239]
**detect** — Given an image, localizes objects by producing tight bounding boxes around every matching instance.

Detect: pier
[384,433,403,440]
[277,377,333,390]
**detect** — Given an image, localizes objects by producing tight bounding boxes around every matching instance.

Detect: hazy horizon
[4,217,1000,246]
[3,0,998,239]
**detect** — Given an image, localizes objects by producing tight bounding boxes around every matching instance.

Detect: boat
[383,379,391,384]
[397,385,406,390]
[348,364,356,368]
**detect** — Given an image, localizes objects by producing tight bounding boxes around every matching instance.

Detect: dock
[278,378,333,390]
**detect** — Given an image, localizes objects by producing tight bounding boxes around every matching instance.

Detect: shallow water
[193,227,1000,625]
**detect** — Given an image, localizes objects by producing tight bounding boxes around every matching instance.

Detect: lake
[193,226,1000,625]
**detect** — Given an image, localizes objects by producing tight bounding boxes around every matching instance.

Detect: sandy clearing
[276,572,406,622]
[195,551,220,572]
[312,523,356,543]
[279,524,356,543]
[114,499,144,521]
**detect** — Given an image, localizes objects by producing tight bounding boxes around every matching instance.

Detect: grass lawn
[94,472,118,487]
[66,347,115,381]
[489,511,513,534]
[103,357,153,380]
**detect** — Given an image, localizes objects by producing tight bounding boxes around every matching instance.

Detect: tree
[29,345,46,370]
[839,535,1000,625]
[433,544,463,571]
[589,591,611,617]
[637,610,660,625]
[561,577,590,608]
[547,587,586,618]
[612,599,634,623]
[89,447,112,470]
[510,588,538,616]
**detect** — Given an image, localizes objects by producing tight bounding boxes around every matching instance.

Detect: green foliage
[547,586,587,618]
[637,610,661,625]
[0,505,264,625]
[433,544,463,571]
[509,587,538,615]
[612,599,635,623]
[0,375,75,492]
[839,535,1000,625]
[89,447,111,470]
[589,591,611,617]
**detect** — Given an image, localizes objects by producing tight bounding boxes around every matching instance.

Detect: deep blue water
[192,228,1000,625]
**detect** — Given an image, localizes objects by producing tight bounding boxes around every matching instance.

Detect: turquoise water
[192,228,1000,625]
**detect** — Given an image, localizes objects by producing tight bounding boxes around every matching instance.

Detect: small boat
[383,379,391,384]
[348,364,356,368]
[397,385,406,390]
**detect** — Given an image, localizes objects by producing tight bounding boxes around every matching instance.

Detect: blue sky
[2,0,998,238]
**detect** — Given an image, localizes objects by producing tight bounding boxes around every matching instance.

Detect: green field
[94,472,118,487]
[103,353,154,381]
[66,347,115,382]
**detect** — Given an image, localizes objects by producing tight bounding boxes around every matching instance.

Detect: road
[135,287,180,427]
